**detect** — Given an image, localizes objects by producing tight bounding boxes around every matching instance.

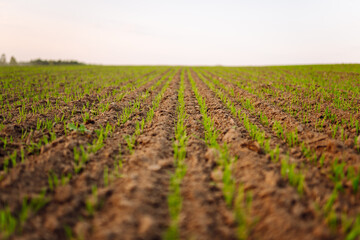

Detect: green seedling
[63,122,68,136]
[347,166,360,194]
[286,130,298,147]
[82,112,90,123]
[73,146,88,174]
[124,135,136,154]
[323,189,338,215]
[9,150,17,168]
[281,157,305,195]
[21,129,28,141]
[269,145,280,162]
[259,112,269,126]
[20,148,25,163]
[318,154,325,167]
[85,185,98,217]
[0,136,8,150]
[64,225,73,240]
[340,128,344,141]
[330,124,339,138]
[234,185,255,240]
[68,123,89,133]
[0,207,17,238]
[346,215,360,240]
[36,118,42,130]
[331,158,345,187]
[117,144,123,169]
[273,121,284,139]
[48,171,72,191]
[88,129,105,153]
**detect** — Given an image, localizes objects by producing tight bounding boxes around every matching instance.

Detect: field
[0,64,360,240]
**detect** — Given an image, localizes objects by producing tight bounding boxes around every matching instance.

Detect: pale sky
[1,0,360,65]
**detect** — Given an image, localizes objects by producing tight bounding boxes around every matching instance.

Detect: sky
[1,0,360,65]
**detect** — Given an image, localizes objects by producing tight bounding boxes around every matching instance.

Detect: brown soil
[179,73,237,240]
[190,71,334,240]
[1,71,171,240]
[1,66,358,240]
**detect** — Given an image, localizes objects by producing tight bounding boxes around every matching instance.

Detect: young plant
[68,123,90,134]
[82,111,90,124]
[0,136,8,150]
[269,145,280,162]
[259,112,269,126]
[73,146,88,174]
[124,135,136,154]
[85,185,98,217]
[330,124,339,138]
[234,185,255,240]
[281,157,305,194]
[0,207,17,238]
[285,130,298,147]
[331,158,345,188]
[272,121,284,139]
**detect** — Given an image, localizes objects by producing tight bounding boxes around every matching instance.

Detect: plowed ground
[1,65,360,240]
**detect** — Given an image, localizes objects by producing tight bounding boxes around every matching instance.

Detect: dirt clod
[54,185,72,203]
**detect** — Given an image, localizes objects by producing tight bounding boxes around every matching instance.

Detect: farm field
[0,65,360,240]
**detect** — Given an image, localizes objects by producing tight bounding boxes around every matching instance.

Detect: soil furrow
[206,70,360,152]
[205,70,360,163]
[190,69,333,240]
[0,72,170,215]
[178,72,236,240]
[11,71,178,239]
[198,70,360,236]
[10,72,176,240]
[83,71,179,240]
[0,69,171,169]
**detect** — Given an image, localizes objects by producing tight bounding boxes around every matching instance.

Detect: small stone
[44,215,59,231]
[125,181,137,192]
[211,168,223,182]
[297,125,304,133]
[264,171,278,187]
[205,148,220,164]
[74,221,90,239]
[222,128,241,143]
[158,159,173,168]
[54,185,72,203]
[247,141,261,153]
[139,215,154,235]
[345,138,354,148]
[292,203,305,217]
[290,148,298,155]
[148,164,161,171]
[258,188,274,198]
[326,140,341,153]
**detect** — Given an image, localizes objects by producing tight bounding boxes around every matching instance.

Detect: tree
[9,56,17,65]
[0,54,6,65]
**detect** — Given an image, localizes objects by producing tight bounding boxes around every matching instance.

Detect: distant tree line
[29,59,84,65]
[0,54,17,65]
[0,53,84,66]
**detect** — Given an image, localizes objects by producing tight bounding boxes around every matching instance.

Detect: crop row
[0,70,177,239]
[194,69,360,239]
[188,70,251,239]
[207,68,360,146]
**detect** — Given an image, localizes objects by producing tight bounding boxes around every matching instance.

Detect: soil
[0,66,359,239]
